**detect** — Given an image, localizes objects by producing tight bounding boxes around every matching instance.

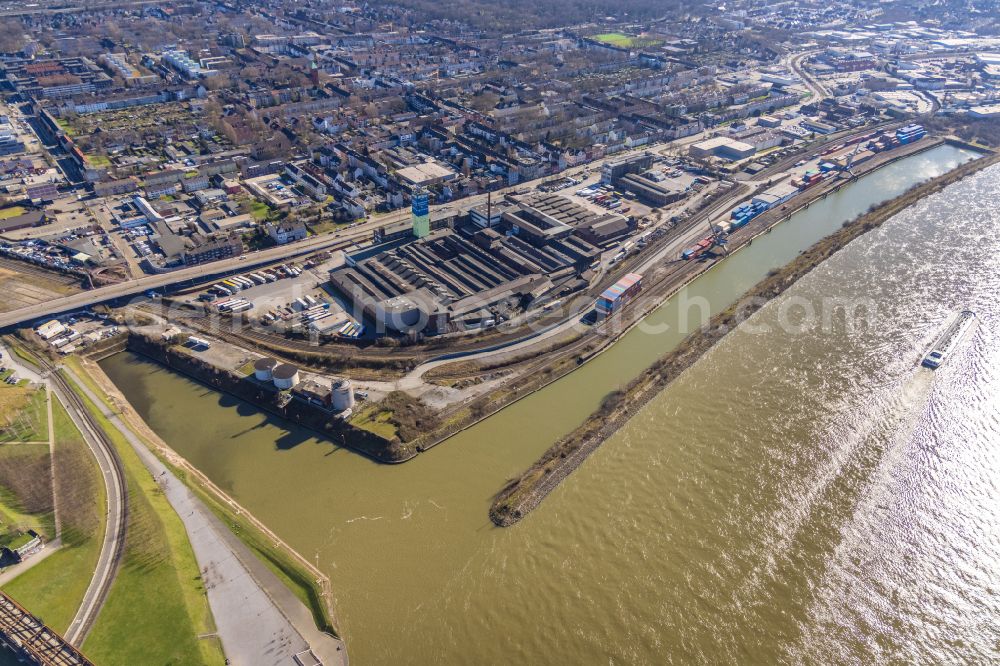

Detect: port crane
[706,217,730,256]
[839,142,864,179]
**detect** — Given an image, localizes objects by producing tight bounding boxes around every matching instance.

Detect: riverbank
[64,354,344,644]
[489,145,1000,527]
[403,135,958,454]
[126,333,408,463]
[98,136,955,470]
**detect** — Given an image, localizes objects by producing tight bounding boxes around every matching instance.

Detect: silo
[332,379,356,412]
[272,363,300,390]
[254,357,277,381]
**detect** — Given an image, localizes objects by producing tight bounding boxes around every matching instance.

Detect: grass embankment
[67,355,339,638]
[181,472,339,637]
[2,398,106,633]
[8,341,41,370]
[490,146,1000,527]
[0,206,26,220]
[0,445,54,541]
[349,390,440,445]
[0,385,47,443]
[59,372,224,666]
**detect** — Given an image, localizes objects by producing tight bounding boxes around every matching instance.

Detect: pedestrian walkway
[0,538,62,587]
[46,385,61,539]
[62,366,347,666]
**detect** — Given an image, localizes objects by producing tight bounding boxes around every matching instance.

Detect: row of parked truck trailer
[204,264,304,299]
[257,293,366,338]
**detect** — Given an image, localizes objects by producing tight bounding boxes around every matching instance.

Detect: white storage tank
[332,379,356,412]
[272,363,300,390]
[254,357,277,381]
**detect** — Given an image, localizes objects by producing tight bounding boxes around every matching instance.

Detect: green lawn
[55,118,77,137]
[63,374,224,666]
[349,405,399,440]
[0,531,35,550]
[4,541,103,632]
[249,200,272,222]
[0,206,26,220]
[86,154,112,168]
[306,219,349,236]
[0,446,54,541]
[0,495,49,544]
[594,32,631,46]
[236,360,255,376]
[0,385,48,443]
[2,398,106,634]
[592,32,663,48]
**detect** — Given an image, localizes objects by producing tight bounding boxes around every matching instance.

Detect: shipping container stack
[895,124,926,145]
[596,273,644,316]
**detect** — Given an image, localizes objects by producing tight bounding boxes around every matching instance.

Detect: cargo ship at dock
[921,310,975,369]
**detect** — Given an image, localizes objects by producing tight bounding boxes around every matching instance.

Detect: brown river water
[101,145,1000,664]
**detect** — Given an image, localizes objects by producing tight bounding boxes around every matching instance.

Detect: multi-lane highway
[0,230,360,329]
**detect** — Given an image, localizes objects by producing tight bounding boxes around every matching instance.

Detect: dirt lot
[0,263,80,314]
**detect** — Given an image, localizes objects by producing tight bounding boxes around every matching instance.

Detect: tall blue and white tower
[411,188,430,238]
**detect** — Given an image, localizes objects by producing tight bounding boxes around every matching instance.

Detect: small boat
[921,310,976,369]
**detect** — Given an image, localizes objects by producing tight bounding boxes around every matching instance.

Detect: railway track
[35,355,128,647]
[0,257,83,288]
[0,592,94,665]
[153,181,754,378]
[752,121,899,182]
[138,177,761,385]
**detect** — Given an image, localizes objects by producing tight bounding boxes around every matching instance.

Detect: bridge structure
[0,591,94,665]
[0,230,363,331]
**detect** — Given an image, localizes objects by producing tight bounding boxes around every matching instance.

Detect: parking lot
[177,253,363,337]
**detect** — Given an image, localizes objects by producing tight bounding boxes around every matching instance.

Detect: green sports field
[593,32,663,48]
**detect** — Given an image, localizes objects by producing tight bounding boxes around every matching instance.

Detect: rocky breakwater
[490,146,1000,527]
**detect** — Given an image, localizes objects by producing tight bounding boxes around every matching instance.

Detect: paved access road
[0,132,717,331]
[51,366,127,648]
[63,365,347,666]
[787,50,827,99]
